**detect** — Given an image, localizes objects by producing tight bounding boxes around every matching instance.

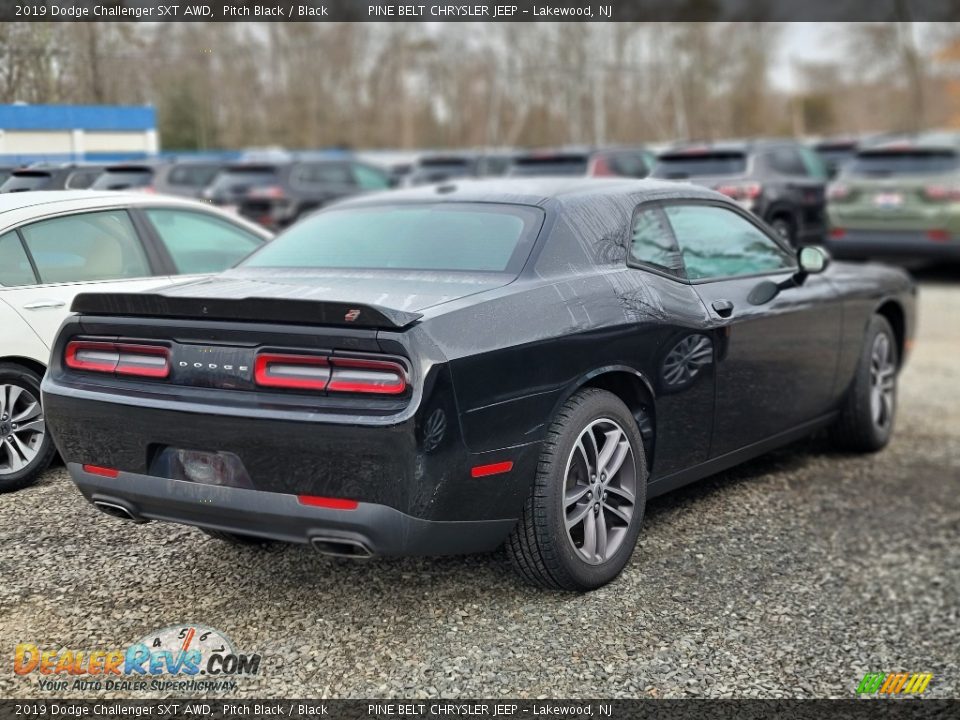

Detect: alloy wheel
[562,418,637,565]
[869,333,896,431]
[0,383,46,476]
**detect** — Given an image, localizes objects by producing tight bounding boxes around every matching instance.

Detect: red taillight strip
[471,461,514,478]
[327,357,407,395]
[65,341,170,378]
[254,353,330,390]
[83,464,119,478]
[297,494,359,510]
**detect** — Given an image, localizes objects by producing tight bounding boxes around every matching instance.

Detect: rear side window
[0,231,36,286]
[244,202,543,274]
[145,209,264,274]
[1,173,52,193]
[510,156,589,177]
[19,211,150,283]
[846,150,960,176]
[665,205,794,280]
[600,152,650,178]
[629,206,684,277]
[652,152,747,178]
[91,169,154,190]
[351,164,391,190]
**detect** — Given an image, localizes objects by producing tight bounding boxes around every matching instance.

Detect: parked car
[41,178,914,590]
[811,137,859,179]
[202,162,287,214]
[0,164,105,193]
[405,154,479,185]
[0,166,21,186]
[0,191,272,491]
[153,160,226,199]
[508,147,656,178]
[237,159,393,230]
[651,140,829,245]
[89,163,159,191]
[825,136,960,263]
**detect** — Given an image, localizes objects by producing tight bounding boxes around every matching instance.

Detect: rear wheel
[832,315,898,452]
[506,388,647,591]
[0,364,55,492]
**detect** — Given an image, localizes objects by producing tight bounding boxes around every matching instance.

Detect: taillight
[827,183,850,201]
[65,341,170,378]
[829,228,846,239]
[588,156,615,177]
[249,185,286,199]
[254,353,330,390]
[254,352,408,395]
[927,229,951,242]
[923,184,960,202]
[716,183,762,201]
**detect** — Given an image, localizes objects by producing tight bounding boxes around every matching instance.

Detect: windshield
[167,164,222,187]
[845,150,960,177]
[652,152,748,178]
[509,157,588,177]
[243,202,544,274]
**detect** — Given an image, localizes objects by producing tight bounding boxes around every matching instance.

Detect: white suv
[0,191,271,491]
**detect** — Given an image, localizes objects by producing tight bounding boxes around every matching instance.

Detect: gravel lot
[1,273,958,700]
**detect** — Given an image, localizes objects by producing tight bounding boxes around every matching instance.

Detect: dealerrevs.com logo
[856,672,933,696]
[14,624,261,693]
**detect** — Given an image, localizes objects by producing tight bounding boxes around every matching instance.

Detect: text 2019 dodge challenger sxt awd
[42,178,915,591]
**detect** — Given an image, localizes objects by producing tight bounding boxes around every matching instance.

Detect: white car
[0,191,272,491]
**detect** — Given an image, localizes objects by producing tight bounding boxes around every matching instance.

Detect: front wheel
[0,363,55,492]
[506,388,648,591]
[831,315,899,452]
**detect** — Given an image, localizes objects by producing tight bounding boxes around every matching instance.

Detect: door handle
[23,300,66,310]
[711,299,734,318]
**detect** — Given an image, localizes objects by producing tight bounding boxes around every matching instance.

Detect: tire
[506,388,648,591]
[0,363,55,492]
[200,528,273,546]
[831,315,898,453]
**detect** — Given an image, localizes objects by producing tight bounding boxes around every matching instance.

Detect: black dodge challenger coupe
[42,178,915,591]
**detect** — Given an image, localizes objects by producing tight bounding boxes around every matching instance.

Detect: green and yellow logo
[856,672,933,695]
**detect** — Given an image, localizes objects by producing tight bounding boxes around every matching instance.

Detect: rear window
[209,168,278,191]
[509,156,589,177]
[167,164,222,187]
[91,168,154,190]
[243,203,543,274]
[845,150,960,177]
[652,152,747,178]
[0,172,53,192]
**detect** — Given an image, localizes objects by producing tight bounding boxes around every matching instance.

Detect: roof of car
[663,138,802,155]
[0,190,272,237]
[335,177,720,209]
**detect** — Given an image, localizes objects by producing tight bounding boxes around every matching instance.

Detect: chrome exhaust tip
[92,500,147,523]
[310,536,373,559]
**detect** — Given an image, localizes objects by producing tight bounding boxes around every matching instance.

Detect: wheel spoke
[15,419,45,435]
[564,484,590,508]
[602,441,631,480]
[605,484,635,504]
[603,502,632,525]
[12,400,41,423]
[10,433,36,463]
[584,429,599,475]
[573,438,593,476]
[595,509,608,561]
[566,502,592,530]
[4,385,23,415]
[3,438,25,471]
[582,510,597,557]
[596,429,622,476]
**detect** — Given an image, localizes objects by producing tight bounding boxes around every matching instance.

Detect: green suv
[826,136,960,263]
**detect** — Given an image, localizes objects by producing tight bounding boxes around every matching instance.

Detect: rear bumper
[825,230,960,261]
[70,463,516,556]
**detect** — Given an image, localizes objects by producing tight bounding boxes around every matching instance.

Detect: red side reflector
[927,229,950,243]
[829,228,846,239]
[471,461,514,478]
[83,464,119,478]
[297,495,359,510]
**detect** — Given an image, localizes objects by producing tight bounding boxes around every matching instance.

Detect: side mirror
[798,245,830,275]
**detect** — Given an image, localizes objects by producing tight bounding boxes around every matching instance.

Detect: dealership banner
[3,0,960,21]
[0,702,959,719]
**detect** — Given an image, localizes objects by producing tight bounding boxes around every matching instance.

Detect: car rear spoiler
[71,292,423,330]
